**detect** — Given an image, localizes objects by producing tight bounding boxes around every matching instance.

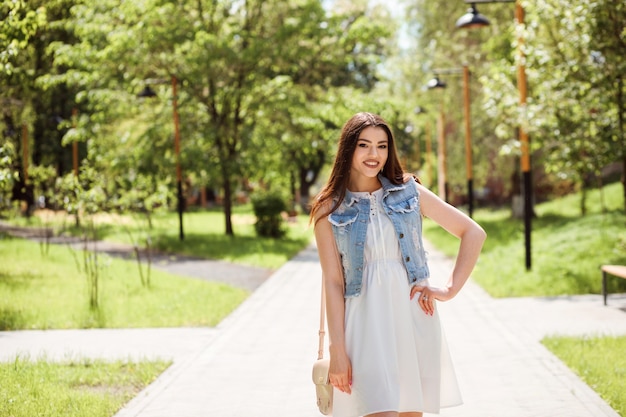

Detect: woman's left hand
[410,285,450,316]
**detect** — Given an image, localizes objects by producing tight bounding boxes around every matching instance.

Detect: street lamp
[427,66,475,217]
[456,0,532,270]
[426,76,449,202]
[138,75,185,241]
[414,106,434,189]
[455,2,491,28]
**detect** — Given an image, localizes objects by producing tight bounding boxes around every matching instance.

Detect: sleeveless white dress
[332,188,462,417]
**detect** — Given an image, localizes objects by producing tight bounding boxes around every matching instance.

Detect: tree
[1,1,83,214]
[41,0,396,237]
[589,0,626,210]
[521,0,625,213]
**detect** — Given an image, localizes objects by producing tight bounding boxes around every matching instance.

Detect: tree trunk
[299,173,312,213]
[298,149,325,213]
[617,76,626,213]
[222,165,234,236]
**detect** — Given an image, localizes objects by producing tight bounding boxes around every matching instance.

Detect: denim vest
[328,175,429,297]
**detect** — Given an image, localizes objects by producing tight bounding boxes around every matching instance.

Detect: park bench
[601,265,626,305]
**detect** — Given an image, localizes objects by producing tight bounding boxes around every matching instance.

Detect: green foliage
[11,0,398,237]
[0,142,17,212]
[0,1,47,75]
[543,335,626,416]
[0,358,170,417]
[517,0,625,209]
[401,0,626,210]
[251,191,288,238]
[4,0,623,236]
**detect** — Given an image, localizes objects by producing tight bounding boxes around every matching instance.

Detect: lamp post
[414,106,434,189]
[72,108,78,176]
[427,67,475,216]
[426,76,448,202]
[456,0,532,270]
[22,124,28,185]
[138,75,185,241]
[425,121,434,189]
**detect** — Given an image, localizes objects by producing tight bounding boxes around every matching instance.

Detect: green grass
[143,210,313,270]
[0,235,248,330]
[0,357,170,417]
[542,335,626,416]
[11,207,314,270]
[423,182,626,297]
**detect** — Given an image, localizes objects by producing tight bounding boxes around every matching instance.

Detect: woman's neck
[348,176,382,193]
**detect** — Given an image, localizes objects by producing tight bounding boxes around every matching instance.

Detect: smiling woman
[309,112,486,417]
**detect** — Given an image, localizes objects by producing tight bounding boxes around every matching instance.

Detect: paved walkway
[1,240,626,417]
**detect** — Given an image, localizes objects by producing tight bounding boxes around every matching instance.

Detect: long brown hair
[310,112,405,223]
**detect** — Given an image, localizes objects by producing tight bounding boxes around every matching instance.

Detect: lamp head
[427,76,446,89]
[137,85,157,98]
[456,3,490,29]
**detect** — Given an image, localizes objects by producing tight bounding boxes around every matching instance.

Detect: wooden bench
[601,265,626,305]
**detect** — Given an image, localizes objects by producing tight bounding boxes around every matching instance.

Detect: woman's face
[350,126,389,183]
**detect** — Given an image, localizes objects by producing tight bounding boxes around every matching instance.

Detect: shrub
[251,190,287,238]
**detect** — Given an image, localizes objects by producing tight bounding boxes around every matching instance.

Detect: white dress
[333,188,462,417]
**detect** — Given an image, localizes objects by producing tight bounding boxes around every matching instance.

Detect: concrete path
[1,241,625,417]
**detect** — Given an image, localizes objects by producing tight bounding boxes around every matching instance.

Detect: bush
[251,191,287,238]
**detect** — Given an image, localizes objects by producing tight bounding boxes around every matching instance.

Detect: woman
[311,112,486,417]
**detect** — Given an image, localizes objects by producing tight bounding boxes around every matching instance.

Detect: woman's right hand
[329,346,352,394]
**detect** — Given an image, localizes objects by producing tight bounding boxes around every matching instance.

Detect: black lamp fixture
[427,76,446,90]
[455,3,491,29]
[137,85,157,98]
[136,77,185,241]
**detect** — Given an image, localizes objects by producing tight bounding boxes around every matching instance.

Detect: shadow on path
[0,221,271,292]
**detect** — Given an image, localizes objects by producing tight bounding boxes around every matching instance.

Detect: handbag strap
[317,276,326,360]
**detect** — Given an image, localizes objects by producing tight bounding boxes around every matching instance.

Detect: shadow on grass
[152,232,311,264]
[478,210,621,253]
[0,308,26,330]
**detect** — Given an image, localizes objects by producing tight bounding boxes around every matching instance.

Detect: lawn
[0,357,170,417]
[11,206,315,270]
[0,234,248,330]
[1,204,314,330]
[423,182,626,297]
[542,335,626,416]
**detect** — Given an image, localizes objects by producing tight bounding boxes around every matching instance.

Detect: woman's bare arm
[314,214,353,394]
[410,182,487,313]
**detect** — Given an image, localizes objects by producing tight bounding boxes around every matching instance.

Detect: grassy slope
[0,235,247,329]
[424,182,626,297]
[543,335,626,416]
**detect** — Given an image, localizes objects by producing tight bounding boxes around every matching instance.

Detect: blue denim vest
[328,175,430,297]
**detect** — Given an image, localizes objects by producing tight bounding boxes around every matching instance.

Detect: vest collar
[344,175,408,206]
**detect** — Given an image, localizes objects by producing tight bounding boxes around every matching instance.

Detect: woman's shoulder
[312,197,336,223]
[395,173,421,196]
